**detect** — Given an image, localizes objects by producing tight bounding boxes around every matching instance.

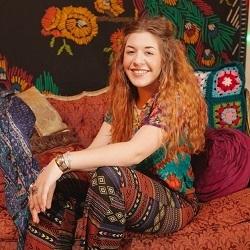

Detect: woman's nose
[133,52,144,65]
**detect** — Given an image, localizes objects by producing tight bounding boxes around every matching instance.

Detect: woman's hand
[29,159,63,223]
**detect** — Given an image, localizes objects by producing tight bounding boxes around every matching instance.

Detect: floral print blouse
[105,93,195,196]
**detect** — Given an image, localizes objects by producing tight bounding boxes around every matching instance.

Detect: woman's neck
[136,87,158,109]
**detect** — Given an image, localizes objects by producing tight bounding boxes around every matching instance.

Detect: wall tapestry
[0,0,248,95]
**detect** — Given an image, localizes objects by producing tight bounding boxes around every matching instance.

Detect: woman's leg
[24,171,92,250]
[80,166,198,249]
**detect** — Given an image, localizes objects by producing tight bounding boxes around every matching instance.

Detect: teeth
[132,70,148,74]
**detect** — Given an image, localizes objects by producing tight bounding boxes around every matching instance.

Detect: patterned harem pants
[24,166,198,250]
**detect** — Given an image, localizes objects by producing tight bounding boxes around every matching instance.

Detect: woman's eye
[126,50,134,54]
[145,51,154,55]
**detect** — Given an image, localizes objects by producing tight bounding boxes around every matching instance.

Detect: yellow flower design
[94,0,125,17]
[0,55,7,76]
[9,67,33,92]
[0,54,10,89]
[183,22,200,44]
[57,6,98,45]
[163,0,178,6]
[201,49,216,66]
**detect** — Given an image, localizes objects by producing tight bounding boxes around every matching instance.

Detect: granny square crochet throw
[194,62,247,132]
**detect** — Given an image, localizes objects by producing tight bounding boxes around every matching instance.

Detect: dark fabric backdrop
[0,0,248,95]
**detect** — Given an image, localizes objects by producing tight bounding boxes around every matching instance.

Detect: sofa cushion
[191,128,250,202]
[30,131,84,168]
[194,62,246,132]
[47,91,109,148]
[17,86,68,136]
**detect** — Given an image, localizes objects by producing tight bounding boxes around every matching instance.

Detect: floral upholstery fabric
[0,170,18,249]
[118,188,250,250]
[47,92,109,148]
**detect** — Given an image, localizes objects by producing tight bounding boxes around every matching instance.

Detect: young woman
[26,16,207,249]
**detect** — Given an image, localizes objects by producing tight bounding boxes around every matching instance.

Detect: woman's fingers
[28,183,56,224]
[30,207,40,224]
[29,195,40,224]
[28,160,62,222]
[29,186,34,210]
[46,182,56,209]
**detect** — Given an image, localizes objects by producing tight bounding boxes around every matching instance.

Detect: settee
[0,62,250,249]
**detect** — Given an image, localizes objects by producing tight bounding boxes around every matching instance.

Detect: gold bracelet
[64,151,71,169]
[55,154,70,172]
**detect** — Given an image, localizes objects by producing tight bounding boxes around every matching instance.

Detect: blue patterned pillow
[194,62,247,132]
[0,90,36,138]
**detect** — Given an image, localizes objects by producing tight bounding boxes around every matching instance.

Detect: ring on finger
[30,184,38,195]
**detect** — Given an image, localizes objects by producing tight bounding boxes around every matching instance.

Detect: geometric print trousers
[24,166,198,250]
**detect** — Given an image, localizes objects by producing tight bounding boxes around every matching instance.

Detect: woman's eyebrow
[125,45,156,50]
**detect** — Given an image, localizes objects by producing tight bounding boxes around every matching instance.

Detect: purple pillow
[192,128,250,202]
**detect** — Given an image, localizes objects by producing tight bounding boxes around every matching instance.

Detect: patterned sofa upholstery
[0,87,249,249]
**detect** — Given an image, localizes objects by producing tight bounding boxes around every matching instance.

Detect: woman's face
[123,31,162,92]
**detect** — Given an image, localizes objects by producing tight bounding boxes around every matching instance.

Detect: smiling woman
[25,16,208,250]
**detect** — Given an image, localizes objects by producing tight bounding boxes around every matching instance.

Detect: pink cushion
[192,128,250,202]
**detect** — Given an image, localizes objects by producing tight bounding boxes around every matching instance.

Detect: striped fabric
[25,167,198,249]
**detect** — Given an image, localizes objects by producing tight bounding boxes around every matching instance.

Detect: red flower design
[216,70,241,94]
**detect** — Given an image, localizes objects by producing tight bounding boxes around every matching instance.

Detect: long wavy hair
[108,16,208,159]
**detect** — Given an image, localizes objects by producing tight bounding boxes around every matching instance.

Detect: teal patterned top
[105,93,194,195]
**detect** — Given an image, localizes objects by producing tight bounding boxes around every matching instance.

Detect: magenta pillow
[192,128,250,202]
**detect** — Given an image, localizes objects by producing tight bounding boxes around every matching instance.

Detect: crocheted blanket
[0,90,40,249]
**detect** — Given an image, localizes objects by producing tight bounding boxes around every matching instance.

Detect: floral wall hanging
[0,0,248,95]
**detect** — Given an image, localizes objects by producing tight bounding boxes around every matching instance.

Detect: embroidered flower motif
[94,0,125,17]
[208,24,218,39]
[163,0,178,6]
[104,28,124,65]
[201,49,216,66]
[41,6,62,38]
[41,6,98,55]
[8,67,33,92]
[0,54,10,89]
[183,22,200,44]
[216,69,241,94]
[110,29,124,53]
[58,6,98,45]
[215,102,241,128]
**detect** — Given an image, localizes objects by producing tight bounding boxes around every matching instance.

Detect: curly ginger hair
[108,16,208,160]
